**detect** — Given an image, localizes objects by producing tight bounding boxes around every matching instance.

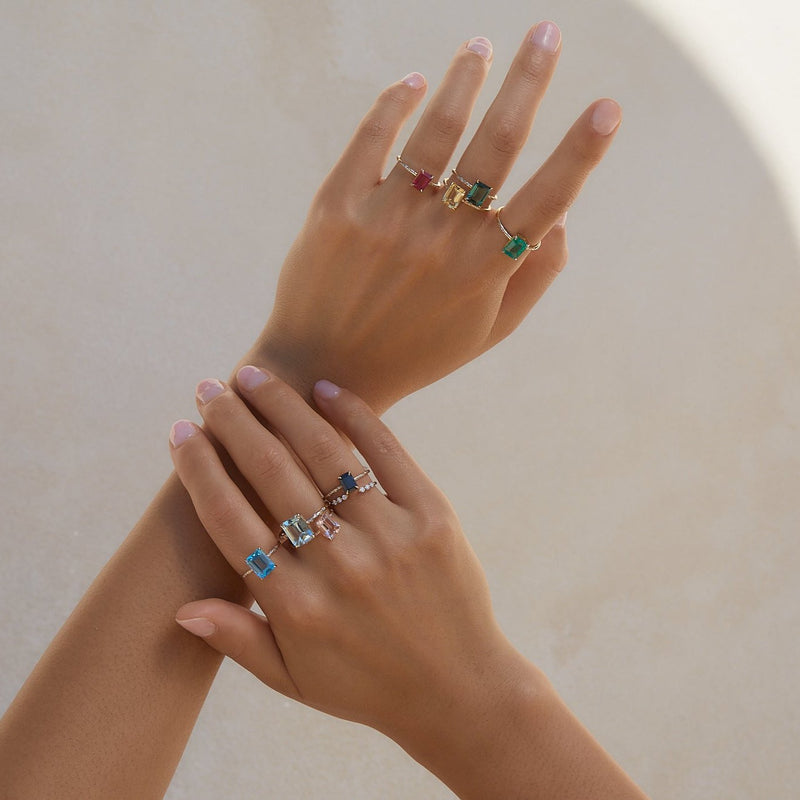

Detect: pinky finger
[176,599,298,700]
[488,219,568,345]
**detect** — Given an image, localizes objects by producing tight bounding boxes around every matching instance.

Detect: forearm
[400,652,648,800]
[0,342,318,800]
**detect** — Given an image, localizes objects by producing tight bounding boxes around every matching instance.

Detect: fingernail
[402,72,425,89]
[170,419,198,448]
[590,99,622,136]
[554,211,568,228]
[466,36,492,61]
[176,617,217,637]
[531,21,561,53]
[237,365,270,392]
[314,379,341,400]
[196,378,225,405]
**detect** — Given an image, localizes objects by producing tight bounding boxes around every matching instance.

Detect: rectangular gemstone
[246,548,276,579]
[281,514,315,547]
[503,235,529,260]
[314,513,340,540]
[465,180,491,208]
[442,182,465,210]
[412,170,433,191]
[339,472,358,491]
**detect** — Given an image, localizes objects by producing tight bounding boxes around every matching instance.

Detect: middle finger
[454,21,562,198]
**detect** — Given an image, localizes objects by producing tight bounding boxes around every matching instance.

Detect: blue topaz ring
[496,207,541,260]
[441,170,497,211]
[242,543,280,579]
[395,155,440,192]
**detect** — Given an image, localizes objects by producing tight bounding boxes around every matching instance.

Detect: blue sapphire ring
[322,468,377,506]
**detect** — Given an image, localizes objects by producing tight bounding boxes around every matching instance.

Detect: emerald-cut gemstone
[503,235,529,260]
[246,547,276,579]
[314,513,340,540]
[465,180,492,208]
[442,182,465,210]
[281,514,315,548]
[339,472,358,491]
[412,170,433,191]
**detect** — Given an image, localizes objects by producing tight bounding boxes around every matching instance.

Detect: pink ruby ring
[395,155,441,192]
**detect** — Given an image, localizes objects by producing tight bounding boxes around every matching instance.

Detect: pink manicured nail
[402,72,425,89]
[170,420,198,448]
[314,380,341,400]
[466,36,492,61]
[531,21,561,53]
[196,378,224,405]
[554,211,568,228]
[237,365,269,392]
[176,617,217,637]
[590,99,622,135]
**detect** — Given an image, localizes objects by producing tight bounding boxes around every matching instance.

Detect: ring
[395,155,439,192]
[496,207,541,259]
[441,170,497,211]
[307,506,341,540]
[322,469,377,506]
[242,543,280,579]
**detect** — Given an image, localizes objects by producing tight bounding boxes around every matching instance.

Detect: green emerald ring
[496,207,541,260]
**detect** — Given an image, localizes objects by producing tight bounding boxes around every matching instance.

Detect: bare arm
[0,23,620,799]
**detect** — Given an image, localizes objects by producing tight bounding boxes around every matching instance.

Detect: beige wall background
[2,1,798,798]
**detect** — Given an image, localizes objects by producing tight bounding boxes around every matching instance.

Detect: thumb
[175,598,297,699]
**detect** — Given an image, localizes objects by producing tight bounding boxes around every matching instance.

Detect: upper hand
[252,23,621,412]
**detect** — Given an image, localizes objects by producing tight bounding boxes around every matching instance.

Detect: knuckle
[488,115,524,158]
[202,491,242,534]
[305,429,344,469]
[426,105,463,141]
[517,53,547,87]
[249,444,290,486]
[370,427,404,461]
[358,113,393,147]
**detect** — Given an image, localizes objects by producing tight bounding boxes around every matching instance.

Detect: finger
[168,420,292,584]
[488,219,568,346]
[236,367,384,516]
[499,98,622,245]
[325,74,427,195]
[312,381,432,509]
[390,37,492,187]
[175,599,298,699]
[194,379,327,530]
[454,21,562,195]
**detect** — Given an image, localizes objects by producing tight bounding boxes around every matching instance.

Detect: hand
[248,23,621,412]
[170,368,543,772]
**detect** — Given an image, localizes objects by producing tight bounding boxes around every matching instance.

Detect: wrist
[238,328,396,414]
[391,644,557,799]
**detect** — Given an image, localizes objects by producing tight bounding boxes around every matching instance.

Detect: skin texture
[171,371,648,800]
[0,24,623,799]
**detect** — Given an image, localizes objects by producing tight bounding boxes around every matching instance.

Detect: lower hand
[170,368,541,756]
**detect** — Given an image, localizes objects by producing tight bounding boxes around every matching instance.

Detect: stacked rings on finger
[442,169,497,211]
[241,507,342,579]
[323,469,377,506]
[395,155,440,192]
[496,207,541,259]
